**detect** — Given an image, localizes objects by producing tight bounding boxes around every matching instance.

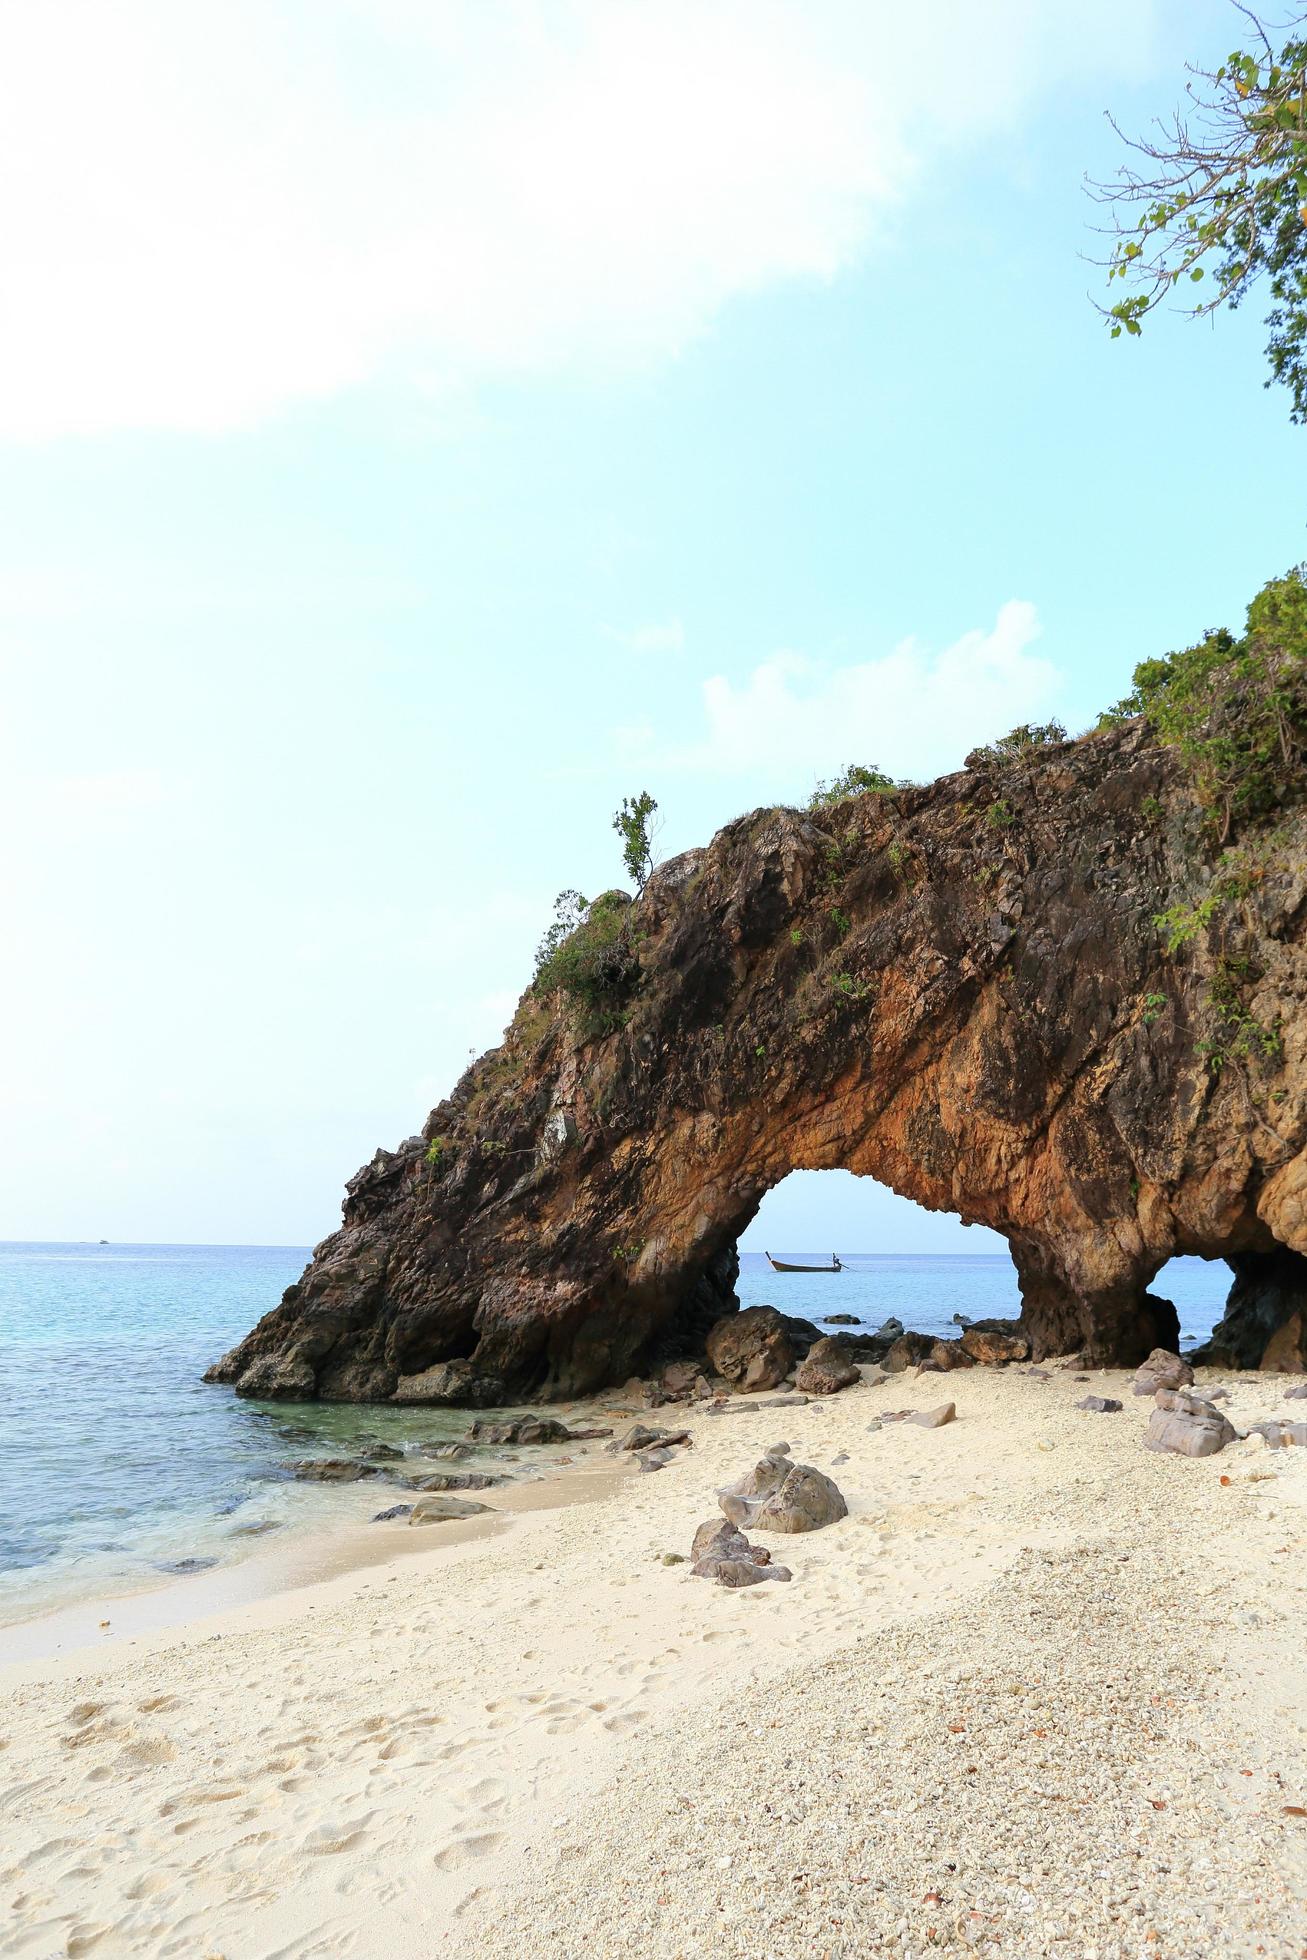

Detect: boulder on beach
[407,1470,504,1491]
[908,1402,956,1429]
[883,1331,934,1373]
[1143,1387,1236,1458]
[706,1305,796,1393]
[1132,1348,1195,1397]
[372,1503,413,1521]
[926,1339,976,1373]
[409,1493,496,1524]
[611,1423,690,1453]
[1247,1419,1307,1449]
[719,1460,847,1534]
[1076,1395,1123,1413]
[688,1517,791,1586]
[960,1325,1031,1365]
[795,1337,860,1396]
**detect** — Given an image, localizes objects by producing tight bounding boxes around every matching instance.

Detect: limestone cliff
[208,718,1307,1403]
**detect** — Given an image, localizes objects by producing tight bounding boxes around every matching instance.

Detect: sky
[0,0,1302,1251]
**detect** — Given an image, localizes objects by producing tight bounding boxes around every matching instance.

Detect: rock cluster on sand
[1076,1394,1123,1413]
[1143,1387,1237,1458]
[688,1518,791,1588]
[1247,1418,1307,1448]
[467,1416,589,1445]
[715,1445,847,1534]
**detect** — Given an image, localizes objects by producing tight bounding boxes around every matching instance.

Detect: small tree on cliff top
[613,790,658,891]
[1093,7,1307,420]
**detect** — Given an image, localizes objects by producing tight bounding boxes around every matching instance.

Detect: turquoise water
[0,1242,1234,1628]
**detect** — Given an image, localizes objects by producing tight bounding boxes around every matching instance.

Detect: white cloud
[634,600,1060,787]
[605,617,686,655]
[0,0,1155,439]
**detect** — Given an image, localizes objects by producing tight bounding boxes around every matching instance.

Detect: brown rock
[418,1441,471,1460]
[746,1462,848,1534]
[406,1470,503,1491]
[286,1459,379,1482]
[1132,1348,1194,1397]
[1143,1387,1236,1458]
[960,1326,1031,1365]
[705,1306,796,1394]
[408,1493,495,1523]
[1261,1311,1307,1373]
[927,1340,976,1372]
[467,1416,575,1445]
[908,1402,956,1428]
[795,1337,861,1396]
[883,1332,934,1373]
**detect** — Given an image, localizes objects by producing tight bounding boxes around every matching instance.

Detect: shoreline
[4,1364,1306,1958]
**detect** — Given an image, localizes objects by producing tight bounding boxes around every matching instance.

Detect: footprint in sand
[301,1818,372,1856]
[433,1831,504,1871]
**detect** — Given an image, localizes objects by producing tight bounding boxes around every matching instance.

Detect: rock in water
[286,1459,379,1482]
[372,1503,413,1521]
[795,1337,860,1396]
[409,1493,495,1524]
[824,1313,862,1326]
[706,1306,796,1393]
[1132,1348,1195,1397]
[1143,1388,1237,1458]
[466,1417,575,1445]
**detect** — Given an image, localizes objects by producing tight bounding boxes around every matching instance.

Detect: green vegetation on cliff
[1103,565,1307,838]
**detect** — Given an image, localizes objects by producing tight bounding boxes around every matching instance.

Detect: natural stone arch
[209,720,1307,1404]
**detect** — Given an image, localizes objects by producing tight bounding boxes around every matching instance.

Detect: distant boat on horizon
[765,1251,842,1273]
[98,1239,109,1245]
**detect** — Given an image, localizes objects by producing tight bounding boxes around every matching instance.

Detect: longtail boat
[765,1252,842,1273]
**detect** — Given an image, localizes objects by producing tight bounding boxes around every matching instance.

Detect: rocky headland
[209,615,1307,1405]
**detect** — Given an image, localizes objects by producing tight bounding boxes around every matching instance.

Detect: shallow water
[0,1241,1234,1628]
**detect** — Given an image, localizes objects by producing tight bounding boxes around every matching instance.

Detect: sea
[0,1241,1234,1634]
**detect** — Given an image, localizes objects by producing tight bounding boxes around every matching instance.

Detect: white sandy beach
[4,1365,1307,1959]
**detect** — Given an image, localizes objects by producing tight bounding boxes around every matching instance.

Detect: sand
[3,1365,1306,1958]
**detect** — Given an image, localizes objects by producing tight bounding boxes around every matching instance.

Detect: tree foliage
[612,791,658,891]
[1093,8,1307,419]
[1101,564,1307,837]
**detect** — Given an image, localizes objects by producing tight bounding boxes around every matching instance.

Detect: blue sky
[0,0,1302,1248]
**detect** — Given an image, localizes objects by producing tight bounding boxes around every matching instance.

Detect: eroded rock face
[207,720,1307,1405]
